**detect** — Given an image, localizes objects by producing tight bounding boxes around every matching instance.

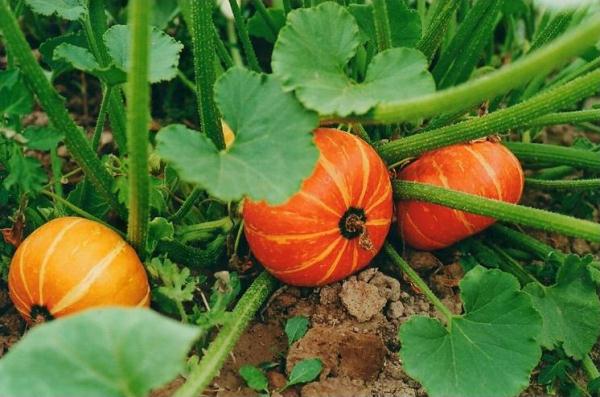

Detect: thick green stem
[0,0,124,217]
[187,0,225,149]
[91,84,112,151]
[432,0,501,89]
[158,236,225,269]
[125,0,151,251]
[372,0,392,52]
[177,217,233,243]
[364,15,600,125]
[174,271,278,397]
[583,355,600,385]
[525,178,600,191]
[49,147,63,214]
[379,69,600,162]
[177,69,196,93]
[525,109,600,127]
[214,27,235,70]
[488,224,600,269]
[228,0,262,72]
[394,181,600,242]
[282,0,292,15]
[384,242,454,323]
[416,0,460,61]
[87,0,128,153]
[169,187,203,222]
[505,142,600,172]
[250,0,278,38]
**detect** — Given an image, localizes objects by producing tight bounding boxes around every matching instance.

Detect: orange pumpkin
[397,141,524,250]
[8,217,150,322]
[243,128,393,286]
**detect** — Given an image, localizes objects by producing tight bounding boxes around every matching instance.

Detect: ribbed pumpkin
[397,141,524,250]
[243,128,393,286]
[8,217,150,322]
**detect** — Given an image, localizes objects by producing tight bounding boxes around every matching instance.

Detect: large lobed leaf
[524,255,600,360]
[271,2,434,117]
[400,267,542,397]
[24,0,86,21]
[0,308,199,397]
[156,67,319,204]
[104,25,183,84]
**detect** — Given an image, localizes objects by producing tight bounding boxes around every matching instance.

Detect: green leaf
[286,358,323,388]
[39,32,88,79]
[146,217,174,255]
[22,126,64,151]
[399,266,542,397]
[239,365,269,392]
[3,148,47,194]
[66,179,110,219]
[104,25,183,83]
[272,2,434,117]
[0,69,34,116]
[524,255,600,360]
[156,67,319,204]
[24,0,87,21]
[146,257,198,315]
[53,43,127,85]
[285,316,309,346]
[248,8,286,43]
[349,0,421,49]
[0,308,199,397]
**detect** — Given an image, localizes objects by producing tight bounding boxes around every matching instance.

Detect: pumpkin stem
[339,207,374,252]
[30,304,54,324]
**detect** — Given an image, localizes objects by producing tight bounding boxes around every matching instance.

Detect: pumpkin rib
[244,225,340,243]
[50,240,127,315]
[463,145,504,200]
[350,244,360,272]
[319,151,352,207]
[270,236,343,275]
[364,174,390,214]
[298,191,341,217]
[318,239,349,285]
[403,211,449,248]
[430,158,475,234]
[17,238,34,303]
[356,137,371,207]
[37,218,84,303]
[136,287,151,307]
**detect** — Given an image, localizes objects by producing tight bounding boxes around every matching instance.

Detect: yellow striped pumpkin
[8,217,150,322]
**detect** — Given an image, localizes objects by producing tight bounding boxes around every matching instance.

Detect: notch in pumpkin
[8,217,150,324]
[396,140,524,250]
[243,128,394,287]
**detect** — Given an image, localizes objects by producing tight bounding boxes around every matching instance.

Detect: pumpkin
[396,141,524,250]
[8,217,150,322]
[243,128,393,286]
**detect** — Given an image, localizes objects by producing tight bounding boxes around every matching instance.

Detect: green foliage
[39,32,88,79]
[239,365,269,393]
[272,2,434,116]
[248,8,286,43]
[0,69,34,116]
[285,316,309,346]
[22,126,64,151]
[399,267,542,397]
[3,148,47,195]
[146,217,175,255]
[104,25,183,84]
[53,43,127,85]
[147,257,199,318]
[285,359,323,389]
[156,67,319,204]
[349,0,421,49]
[524,255,600,360]
[24,0,86,21]
[0,308,199,397]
